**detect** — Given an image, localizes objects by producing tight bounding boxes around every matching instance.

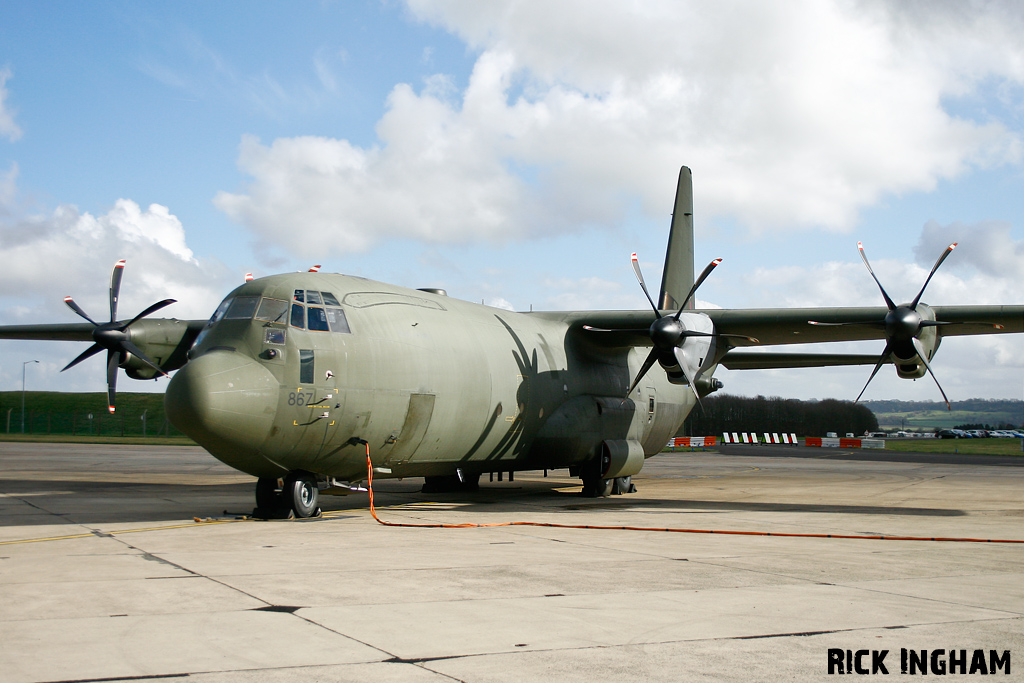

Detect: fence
[3,409,185,438]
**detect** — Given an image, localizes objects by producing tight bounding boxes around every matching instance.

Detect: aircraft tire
[284,471,320,518]
[580,474,613,497]
[612,476,636,495]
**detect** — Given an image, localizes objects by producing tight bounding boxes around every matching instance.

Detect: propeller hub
[885,306,922,342]
[650,316,685,349]
[93,324,128,348]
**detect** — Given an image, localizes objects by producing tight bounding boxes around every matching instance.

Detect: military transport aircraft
[0,167,1020,517]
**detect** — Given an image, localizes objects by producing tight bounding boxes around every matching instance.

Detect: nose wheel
[254,471,321,518]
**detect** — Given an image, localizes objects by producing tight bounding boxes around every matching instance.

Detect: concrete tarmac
[1,442,1023,682]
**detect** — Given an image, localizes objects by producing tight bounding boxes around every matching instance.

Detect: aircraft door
[383,393,435,467]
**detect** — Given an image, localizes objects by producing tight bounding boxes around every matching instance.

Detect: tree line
[681,394,878,438]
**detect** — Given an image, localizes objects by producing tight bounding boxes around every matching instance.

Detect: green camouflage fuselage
[167,272,694,481]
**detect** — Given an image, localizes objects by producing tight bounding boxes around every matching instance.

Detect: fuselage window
[326,307,350,333]
[306,290,323,305]
[255,298,289,323]
[225,295,260,320]
[265,328,286,345]
[290,303,305,329]
[321,292,341,306]
[293,289,305,303]
[299,349,315,384]
[307,306,330,331]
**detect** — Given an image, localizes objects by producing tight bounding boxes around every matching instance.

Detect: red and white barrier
[668,436,717,448]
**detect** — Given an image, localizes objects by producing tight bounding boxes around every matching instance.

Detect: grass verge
[881,438,1024,456]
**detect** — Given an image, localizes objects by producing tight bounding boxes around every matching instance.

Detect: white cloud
[213,0,1024,257]
[0,176,235,393]
[0,179,231,324]
[0,66,23,142]
[486,297,515,311]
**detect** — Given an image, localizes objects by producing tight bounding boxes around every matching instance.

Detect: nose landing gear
[254,471,321,519]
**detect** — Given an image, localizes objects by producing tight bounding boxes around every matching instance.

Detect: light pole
[21,360,39,434]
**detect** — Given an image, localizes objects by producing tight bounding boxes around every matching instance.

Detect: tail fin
[658,166,695,311]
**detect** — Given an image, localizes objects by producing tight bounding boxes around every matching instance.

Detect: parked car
[937,429,959,439]
[966,430,989,438]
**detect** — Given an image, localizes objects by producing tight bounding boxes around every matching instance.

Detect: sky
[1,0,1023,404]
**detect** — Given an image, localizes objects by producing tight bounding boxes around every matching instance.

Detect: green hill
[0,391,181,437]
[861,398,1024,432]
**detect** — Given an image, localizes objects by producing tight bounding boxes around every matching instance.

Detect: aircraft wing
[0,323,99,341]
[706,305,1024,346]
[544,304,1024,359]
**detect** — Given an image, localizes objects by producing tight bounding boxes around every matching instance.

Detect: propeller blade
[631,253,660,315]
[582,325,650,334]
[910,243,957,309]
[912,337,951,410]
[120,340,168,376]
[106,349,119,413]
[63,296,98,325]
[678,330,759,344]
[61,343,104,372]
[625,347,659,397]
[854,342,892,404]
[808,320,885,328]
[109,259,126,323]
[672,346,704,412]
[674,258,722,319]
[122,299,177,329]
[857,242,896,311]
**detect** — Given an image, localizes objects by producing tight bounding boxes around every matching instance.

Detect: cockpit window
[306,290,322,305]
[207,298,232,327]
[290,303,305,329]
[293,289,304,303]
[326,307,350,333]
[322,292,341,306]
[225,296,260,320]
[255,298,289,323]
[307,307,330,331]
[192,298,232,350]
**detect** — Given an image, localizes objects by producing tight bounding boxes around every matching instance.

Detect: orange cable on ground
[364,449,1024,544]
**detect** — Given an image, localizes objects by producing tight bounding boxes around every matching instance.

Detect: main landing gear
[579,458,638,498]
[254,471,321,519]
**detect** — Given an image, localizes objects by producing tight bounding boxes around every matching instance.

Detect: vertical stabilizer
[659,166,695,311]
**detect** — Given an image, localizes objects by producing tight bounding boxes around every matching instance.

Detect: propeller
[590,253,757,409]
[811,242,957,409]
[62,260,176,413]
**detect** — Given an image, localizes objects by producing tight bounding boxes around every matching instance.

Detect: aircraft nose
[166,351,278,456]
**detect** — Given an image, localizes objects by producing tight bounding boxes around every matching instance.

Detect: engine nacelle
[658,311,717,384]
[600,439,645,479]
[123,318,202,379]
[891,303,941,380]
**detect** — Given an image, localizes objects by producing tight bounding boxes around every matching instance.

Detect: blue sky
[1,0,1024,403]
